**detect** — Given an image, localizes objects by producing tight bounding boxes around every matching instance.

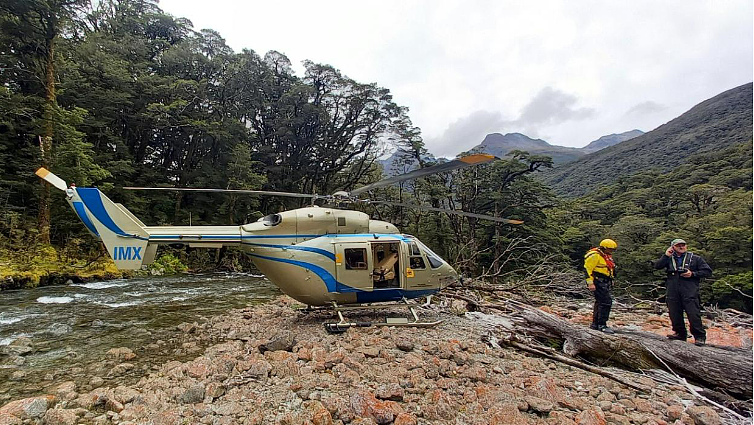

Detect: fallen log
[448,293,753,399]
[514,305,753,399]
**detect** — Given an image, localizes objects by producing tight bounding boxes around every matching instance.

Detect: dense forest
[0,0,751,311]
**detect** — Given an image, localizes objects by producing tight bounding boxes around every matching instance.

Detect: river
[0,273,279,402]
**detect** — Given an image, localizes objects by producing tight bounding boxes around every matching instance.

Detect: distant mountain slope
[543,83,753,197]
[581,129,644,153]
[473,133,584,165]
[468,130,643,165]
[380,130,643,176]
[378,150,437,176]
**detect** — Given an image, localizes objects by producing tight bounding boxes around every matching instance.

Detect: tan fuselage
[142,207,458,306]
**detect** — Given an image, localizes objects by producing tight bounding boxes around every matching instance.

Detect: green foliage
[552,142,753,308]
[703,272,753,313]
[148,253,187,276]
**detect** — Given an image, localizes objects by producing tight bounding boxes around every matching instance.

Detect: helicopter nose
[440,264,460,289]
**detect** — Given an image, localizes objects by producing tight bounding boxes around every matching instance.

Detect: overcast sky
[158,0,752,157]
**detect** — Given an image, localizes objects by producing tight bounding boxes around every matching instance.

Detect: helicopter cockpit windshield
[414,239,445,269]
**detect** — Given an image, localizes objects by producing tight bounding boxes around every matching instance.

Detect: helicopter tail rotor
[35,168,68,191]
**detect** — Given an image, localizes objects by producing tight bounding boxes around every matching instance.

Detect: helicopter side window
[407,241,426,270]
[410,256,426,270]
[344,248,367,270]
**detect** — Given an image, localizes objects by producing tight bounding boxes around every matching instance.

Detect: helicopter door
[334,243,373,292]
[370,242,402,290]
[405,240,431,290]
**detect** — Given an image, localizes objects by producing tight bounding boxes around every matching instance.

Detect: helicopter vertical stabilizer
[74,187,150,270]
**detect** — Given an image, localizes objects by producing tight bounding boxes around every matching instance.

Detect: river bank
[0,245,254,291]
[1,295,745,425]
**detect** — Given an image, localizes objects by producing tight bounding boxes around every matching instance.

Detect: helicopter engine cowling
[368,220,399,234]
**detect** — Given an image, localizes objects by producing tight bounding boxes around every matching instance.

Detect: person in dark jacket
[654,238,712,345]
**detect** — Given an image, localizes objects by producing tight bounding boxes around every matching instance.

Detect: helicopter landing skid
[315,299,442,334]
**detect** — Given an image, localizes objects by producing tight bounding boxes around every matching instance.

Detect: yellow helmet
[600,239,618,249]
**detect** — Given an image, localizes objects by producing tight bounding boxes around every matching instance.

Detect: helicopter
[36,154,522,331]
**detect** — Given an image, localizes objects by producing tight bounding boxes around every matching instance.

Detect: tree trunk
[37,35,56,245]
[511,306,753,399]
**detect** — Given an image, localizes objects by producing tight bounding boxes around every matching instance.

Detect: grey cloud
[625,101,667,116]
[515,87,595,127]
[428,110,507,157]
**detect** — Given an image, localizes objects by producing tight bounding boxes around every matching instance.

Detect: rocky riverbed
[0,296,742,425]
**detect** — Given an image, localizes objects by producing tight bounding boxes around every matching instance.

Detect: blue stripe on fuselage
[248,253,439,301]
[243,243,335,260]
[72,201,99,237]
[249,253,338,292]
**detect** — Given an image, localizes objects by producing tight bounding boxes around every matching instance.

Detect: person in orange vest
[584,239,617,333]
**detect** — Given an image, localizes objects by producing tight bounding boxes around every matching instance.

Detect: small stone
[205,382,225,400]
[525,396,553,414]
[259,331,296,352]
[393,412,418,425]
[349,390,396,424]
[396,340,414,352]
[0,395,54,420]
[303,400,332,425]
[634,398,653,413]
[667,404,684,420]
[43,408,78,425]
[375,383,404,401]
[575,408,606,425]
[489,403,524,424]
[54,382,77,401]
[178,384,205,404]
[686,405,721,425]
[108,363,135,376]
[106,347,136,361]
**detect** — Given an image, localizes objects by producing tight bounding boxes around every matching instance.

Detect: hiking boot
[694,337,706,346]
[599,326,615,334]
[666,333,687,341]
[589,324,599,330]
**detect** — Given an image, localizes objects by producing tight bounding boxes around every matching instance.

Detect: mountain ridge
[380,130,644,175]
[542,82,754,197]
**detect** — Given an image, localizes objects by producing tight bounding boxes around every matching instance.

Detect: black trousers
[591,278,613,327]
[666,278,705,339]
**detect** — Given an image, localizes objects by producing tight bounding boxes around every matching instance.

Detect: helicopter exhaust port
[258,213,282,226]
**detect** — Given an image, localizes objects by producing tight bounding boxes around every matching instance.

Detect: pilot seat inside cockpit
[372,242,400,289]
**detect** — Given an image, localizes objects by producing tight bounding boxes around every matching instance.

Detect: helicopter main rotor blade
[365,199,523,224]
[348,154,497,196]
[123,187,325,199]
[35,168,68,191]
